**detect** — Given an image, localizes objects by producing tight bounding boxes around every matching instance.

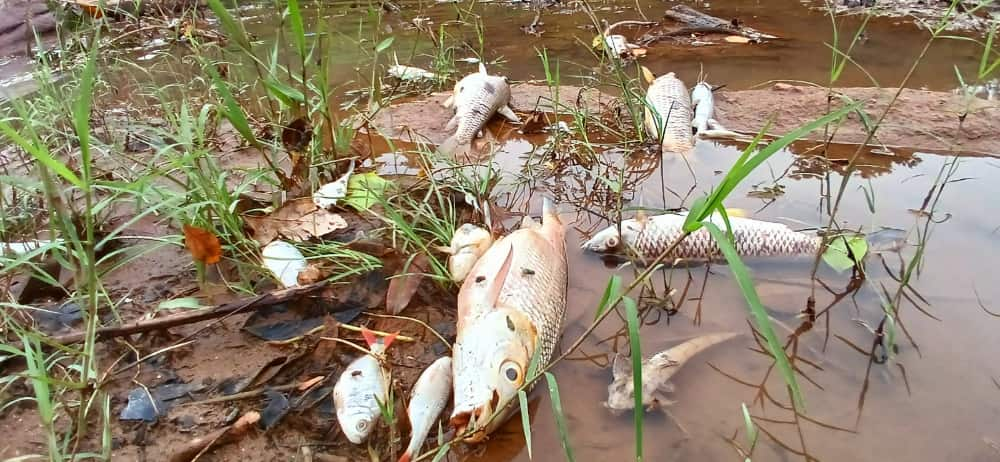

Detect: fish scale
[644,72,694,153]
[633,214,821,260]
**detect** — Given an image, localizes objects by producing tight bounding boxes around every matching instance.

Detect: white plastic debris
[261,240,307,288]
[313,159,355,209]
[1,239,63,256]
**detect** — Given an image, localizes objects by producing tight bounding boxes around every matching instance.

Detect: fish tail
[542,196,558,223]
[361,327,399,350]
[398,452,412,462]
[866,227,908,253]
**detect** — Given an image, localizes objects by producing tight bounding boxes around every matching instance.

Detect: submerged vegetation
[0,0,998,460]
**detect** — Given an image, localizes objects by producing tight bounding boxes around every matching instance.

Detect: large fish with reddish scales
[581,212,905,262]
[450,198,567,443]
[439,64,521,157]
[644,71,694,154]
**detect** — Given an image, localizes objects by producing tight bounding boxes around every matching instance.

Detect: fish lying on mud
[333,329,397,444]
[581,212,906,262]
[438,64,521,158]
[399,357,452,462]
[436,223,494,283]
[690,80,743,140]
[450,198,567,443]
[644,71,694,153]
[605,332,740,412]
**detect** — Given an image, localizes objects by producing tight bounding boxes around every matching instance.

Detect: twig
[178,381,310,407]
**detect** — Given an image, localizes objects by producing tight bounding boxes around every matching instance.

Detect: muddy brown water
[3,0,1000,461]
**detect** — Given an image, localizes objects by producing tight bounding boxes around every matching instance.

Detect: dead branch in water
[662,5,778,42]
[40,283,330,346]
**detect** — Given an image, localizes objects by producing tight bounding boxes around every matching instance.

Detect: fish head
[338,407,376,444]
[580,220,644,254]
[451,308,537,443]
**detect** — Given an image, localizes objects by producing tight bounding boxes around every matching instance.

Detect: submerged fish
[605,332,740,412]
[437,223,494,283]
[439,64,521,157]
[644,72,694,153]
[450,198,567,443]
[581,212,904,262]
[399,357,453,462]
[333,329,397,444]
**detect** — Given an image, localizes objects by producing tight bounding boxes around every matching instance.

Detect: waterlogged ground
[2,0,1000,461]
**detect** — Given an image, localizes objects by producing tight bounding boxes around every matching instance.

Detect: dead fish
[450,197,567,443]
[399,357,453,462]
[333,329,397,444]
[691,81,744,140]
[436,223,494,283]
[313,159,355,209]
[581,212,906,262]
[438,63,521,157]
[388,64,438,82]
[644,72,694,153]
[605,332,740,412]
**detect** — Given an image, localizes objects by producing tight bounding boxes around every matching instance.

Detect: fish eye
[500,360,523,384]
[356,420,368,432]
[606,236,619,248]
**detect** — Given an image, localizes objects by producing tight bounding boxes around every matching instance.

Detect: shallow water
[7,0,1000,460]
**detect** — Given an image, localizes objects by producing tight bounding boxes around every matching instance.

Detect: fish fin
[521,215,540,230]
[611,353,631,381]
[484,244,515,309]
[398,454,411,462]
[478,62,487,74]
[498,105,521,123]
[541,196,559,224]
[382,331,399,350]
[443,95,455,108]
[361,327,377,348]
[723,208,749,218]
[435,245,455,254]
[866,227,907,253]
[445,114,460,131]
[640,66,656,85]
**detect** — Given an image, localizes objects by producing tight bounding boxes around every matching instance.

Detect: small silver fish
[398,357,453,462]
[644,72,694,153]
[436,223,494,283]
[451,198,567,443]
[439,64,521,157]
[333,329,397,444]
[691,81,744,140]
[388,64,438,82]
[605,332,740,412]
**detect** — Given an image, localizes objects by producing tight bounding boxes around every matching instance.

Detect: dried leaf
[640,66,656,84]
[244,198,349,245]
[724,35,751,43]
[518,111,548,135]
[296,264,327,285]
[386,254,430,315]
[183,224,222,265]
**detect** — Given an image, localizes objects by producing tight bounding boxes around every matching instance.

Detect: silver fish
[450,197,567,443]
[644,72,694,153]
[437,223,494,283]
[691,81,744,140]
[439,64,521,157]
[333,329,397,444]
[399,357,453,462]
[582,212,823,261]
[605,332,740,412]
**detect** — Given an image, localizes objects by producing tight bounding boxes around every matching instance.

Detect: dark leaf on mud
[32,301,82,333]
[243,298,364,342]
[310,315,342,367]
[260,389,291,430]
[282,117,312,152]
[386,253,430,315]
[120,388,167,422]
[431,321,457,356]
[343,269,390,309]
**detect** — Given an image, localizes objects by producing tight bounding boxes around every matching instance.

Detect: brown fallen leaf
[518,111,548,135]
[309,315,340,366]
[297,375,326,392]
[385,253,430,315]
[170,411,260,462]
[297,264,327,285]
[183,224,222,265]
[724,35,751,43]
[244,198,348,245]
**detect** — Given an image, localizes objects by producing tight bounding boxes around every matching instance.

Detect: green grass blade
[74,40,99,181]
[741,403,757,447]
[0,122,82,188]
[431,442,451,462]
[205,63,259,147]
[205,0,252,51]
[594,275,624,321]
[518,390,533,459]
[286,0,306,59]
[623,296,643,462]
[543,372,575,462]
[700,222,804,410]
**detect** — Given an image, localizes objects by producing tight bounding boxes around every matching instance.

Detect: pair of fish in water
[644,71,743,154]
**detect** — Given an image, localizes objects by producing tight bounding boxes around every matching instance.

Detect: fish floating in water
[388,64,439,82]
[581,212,905,262]
[605,332,740,412]
[438,63,521,158]
[643,71,694,153]
[333,329,397,444]
[398,357,453,462]
[437,223,494,283]
[450,197,567,443]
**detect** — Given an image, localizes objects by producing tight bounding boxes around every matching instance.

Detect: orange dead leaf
[183,224,222,265]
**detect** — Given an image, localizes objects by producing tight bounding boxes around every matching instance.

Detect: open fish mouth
[450,390,503,443]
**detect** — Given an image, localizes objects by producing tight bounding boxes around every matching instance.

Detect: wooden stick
[41,283,329,346]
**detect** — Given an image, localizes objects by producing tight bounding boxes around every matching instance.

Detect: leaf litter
[244,198,349,245]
